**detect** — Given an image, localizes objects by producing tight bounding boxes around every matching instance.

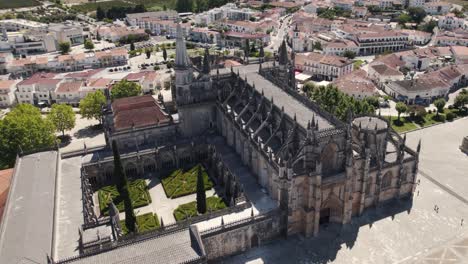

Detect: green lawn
[162,164,214,199]
[98,179,152,216]
[387,116,418,133]
[354,60,364,70]
[173,196,227,221]
[71,0,135,13]
[128,0,176,10]
[0,0,40,9]
[120,212,160,235]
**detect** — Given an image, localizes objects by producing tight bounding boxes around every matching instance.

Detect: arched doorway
[320,194,343,224]
[251,234,259,248]
[125,163,138,178]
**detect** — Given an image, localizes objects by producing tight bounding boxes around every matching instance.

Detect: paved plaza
[224,117,468,264]
[59,114,106,153]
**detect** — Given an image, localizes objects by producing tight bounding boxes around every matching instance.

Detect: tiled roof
[17,72,58,86]
[334,70,378,95]
[370,64,403,76]
[56,81,82,93]
[296,52,352,67]
[112,95,171,131]
[0,80,17,90]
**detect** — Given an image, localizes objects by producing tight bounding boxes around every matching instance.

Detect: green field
[120,212,160,234]
[0,0,40,9]
[71,0,135,13]
[173,196,227,221]
[129,0,176,11]
[98,179,152,216]
[162,164,214,199]
[387,116,418,133]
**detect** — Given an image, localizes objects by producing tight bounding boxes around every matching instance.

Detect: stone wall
[201,211,283,261]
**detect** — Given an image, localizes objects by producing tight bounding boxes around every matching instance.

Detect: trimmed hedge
[173,196,227,221]
[162,164,214,199]
[120,212,160,235]
[98,179,151,215]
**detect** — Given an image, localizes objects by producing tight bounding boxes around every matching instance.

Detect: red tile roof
[17,73,58,86]
[0,168,14,224]
[56,81,82,93]
[112,95,171,131]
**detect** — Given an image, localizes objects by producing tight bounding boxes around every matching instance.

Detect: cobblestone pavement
[224,117,468,264]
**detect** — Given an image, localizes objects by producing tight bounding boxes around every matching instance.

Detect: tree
[397,13,411,25]
[111,140,136,233]
[395,102,408,121]
[408,7,426,24]
[196,165,207,214]
[313,41,322,51]
[79,90,107,124]
[145,48,151,59]
[111,80,142,100]
[96,6,105,21]
[130,42,135,51]
[244,39,250,58]
[433,98,446,116]
[96,31,101,41]
[48,104,76,137]
[59,41,71,55]
[343,50,356,59]
[162,47,167,61]
[176,0,193,13]
[454,89,468,109]
[84,39,94,51]
[259,44,265,59]
[0,104,56,167]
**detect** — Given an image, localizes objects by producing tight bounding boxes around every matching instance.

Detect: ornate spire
[278,39,288,65]
[202,47,210,74]
[175,23,191,68]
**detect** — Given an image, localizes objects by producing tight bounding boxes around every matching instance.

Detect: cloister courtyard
[91,164,228,233]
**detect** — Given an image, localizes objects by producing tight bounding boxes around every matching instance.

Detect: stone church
[168,23,420,237]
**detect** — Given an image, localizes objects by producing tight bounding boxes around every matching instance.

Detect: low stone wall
[200,210,283,261]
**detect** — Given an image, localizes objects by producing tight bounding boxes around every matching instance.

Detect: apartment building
[352,29,408,55]
[0,19,47,32]
[0,80,19,108]
[53,81,82,105]
[323,39,359,56]
[408,0,425,7]
[136,18,190,37]
[126,11,178,27]
[124,71,159,94]
[0,31,56,55]
[16,73,61,105]
[222,31,270,49]
[190,28,220,44]
[438,13,467,30]
[424,1,451,15]
[333,70,378,99]
[6,48,128,76]
[401,29,432,46]
[222,19,276,34]
[295,52,353,81]
[435,30,468,46]
[48,22,84,46]
[97,25,147,42]
[194,3,257,25]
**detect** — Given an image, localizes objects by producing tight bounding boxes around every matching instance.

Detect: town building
[126,11,178,27]
[424,1,451,15]
[333,69,379,99]
[124,71,159,94]
[0,79,19,108]
[401,29,432,46]
[194,3,258,25]
[437,13,467,30]
[0,19,47,32]
[222,31,270,49]
[15,72,62,105]
[97,25,147,43]
[435,30,468,46]
[135,18,190,37]
[47,22,84,46]
[53,81,82,106]
[323,39,359,56]
[295,51,354,81]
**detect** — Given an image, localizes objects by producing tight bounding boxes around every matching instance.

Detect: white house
[0,79,18,108]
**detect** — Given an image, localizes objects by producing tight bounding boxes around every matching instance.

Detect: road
[267,15,292,52]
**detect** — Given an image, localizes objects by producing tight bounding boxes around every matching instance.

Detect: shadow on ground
[74,124,103,139]
[224,198,414,264]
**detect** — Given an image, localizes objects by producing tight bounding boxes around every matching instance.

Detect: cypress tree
[196,165,207,214]
[96,6,105,21]
[111,141,136,233]
[162,47,167,61]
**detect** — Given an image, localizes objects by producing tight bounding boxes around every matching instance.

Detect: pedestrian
[417,190,419,196]
[462,219,464,226]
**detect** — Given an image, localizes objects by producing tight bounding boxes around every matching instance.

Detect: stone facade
[75,23,420,262]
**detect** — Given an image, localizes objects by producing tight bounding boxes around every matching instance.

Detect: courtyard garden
[173,196,227,221]
[98,179,152,216]
[120,212,160,235]
[162,164,214,199]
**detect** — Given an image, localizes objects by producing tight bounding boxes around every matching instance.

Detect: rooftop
[112,95,172,131]
[0,151,58,264]
[56,81,82,93]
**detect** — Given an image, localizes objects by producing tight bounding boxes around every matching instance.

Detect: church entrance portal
[319,208,331,224]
